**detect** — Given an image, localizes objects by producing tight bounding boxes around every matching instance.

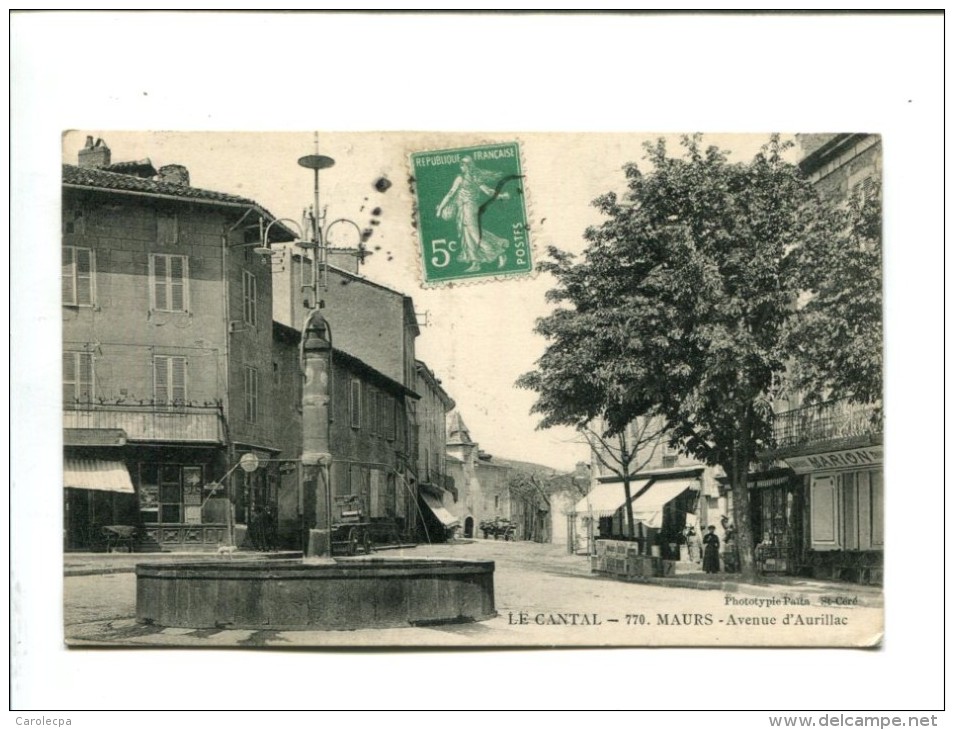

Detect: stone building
[270,322,416,550]
[445,411,567,542]
[62,136,296,551]
[413,360,458,542]
[272,247,426,541]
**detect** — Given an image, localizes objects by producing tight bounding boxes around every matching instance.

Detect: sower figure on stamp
[436,156,510,272]
[702,525,720,574]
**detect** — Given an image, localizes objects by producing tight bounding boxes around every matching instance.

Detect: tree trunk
[730,466,757,580]
[622,475,635,539]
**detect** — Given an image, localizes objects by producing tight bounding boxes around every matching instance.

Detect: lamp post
[296,152,336,557]
[287,147,370,556]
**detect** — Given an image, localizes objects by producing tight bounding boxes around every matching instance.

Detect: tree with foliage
[506,462,591,541]
[787,187,882,407]
[518,135,846,579]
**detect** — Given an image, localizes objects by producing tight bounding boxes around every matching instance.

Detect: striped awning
[630,478,696,529]
[573,478,652,518]
[420,492,459,527]
[64,459,134,494]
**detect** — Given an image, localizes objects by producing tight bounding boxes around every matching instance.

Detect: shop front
[748,471,804,575]
[130,445,232,551]
[64,456,138,551]
[784,445,883,584]
[571,473,701,559]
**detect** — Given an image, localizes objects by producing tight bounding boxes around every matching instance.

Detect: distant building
[445,411,569,542]
[413,361,458,542]
[62,136,296,551]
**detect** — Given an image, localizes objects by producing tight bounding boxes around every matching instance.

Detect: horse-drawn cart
[331,496,373,556]
[479,518,516,541]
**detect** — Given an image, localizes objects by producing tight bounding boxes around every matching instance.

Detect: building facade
[413,361,458,542]
[271,322,416,550]
[748,132,884,583]
[62,137,296,551]
[445,411,567,542]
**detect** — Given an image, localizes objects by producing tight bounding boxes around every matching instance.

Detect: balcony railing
[64,403,224,444]
[772,399,882,450]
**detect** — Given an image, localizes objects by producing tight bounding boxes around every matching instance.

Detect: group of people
[699,515,736,574]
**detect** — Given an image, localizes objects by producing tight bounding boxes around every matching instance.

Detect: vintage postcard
[60,130,884,648]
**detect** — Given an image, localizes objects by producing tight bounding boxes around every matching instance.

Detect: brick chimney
[158,164,190,187]
[78,136,111,168]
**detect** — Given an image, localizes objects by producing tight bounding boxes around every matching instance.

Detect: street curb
[592,571,883,601]
[64,551,304,577]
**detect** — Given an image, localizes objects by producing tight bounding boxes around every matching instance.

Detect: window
[810,469,883,552]
[63,351,94,405]
[150,254,189,312]
[140,463,203,525]
[851,175,877,206]
[350,380,361,428]
[368,385,378,436]
[154,355,187,408]
[384,396,396,440]
[62,247,95,306]
[378,393,391,438]
[244,366,259,423]
[156,212,179,246]
[243,270,257,326]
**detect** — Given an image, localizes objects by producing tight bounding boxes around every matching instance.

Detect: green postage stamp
[411,142,533,284]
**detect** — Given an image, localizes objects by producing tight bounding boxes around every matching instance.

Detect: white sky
[14,11,944,716]
[62,130,789,471]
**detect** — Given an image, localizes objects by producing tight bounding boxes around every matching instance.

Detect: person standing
[702,525,720,574]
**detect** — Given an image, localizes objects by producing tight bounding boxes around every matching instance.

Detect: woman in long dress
[436,156,510,272]
[702,525,720,574]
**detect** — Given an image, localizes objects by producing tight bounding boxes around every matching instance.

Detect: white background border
[10,10,946,717]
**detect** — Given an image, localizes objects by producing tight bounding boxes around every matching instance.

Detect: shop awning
[420,492,459,527]
[630,478,697,529]
[64,459,134,494]
[572,478,652,518]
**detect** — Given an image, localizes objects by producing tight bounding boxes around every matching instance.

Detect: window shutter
[870,471,884,548]
[155,356,169,405]
[350,380,361,428]
[153,256,167,310]
[810,475,840,550]
[63,352,76,404]
[76,248,93,305]
[171,357,186,405]
[78,353,93,402]
[170,256,184,311]
[62,248,75,304]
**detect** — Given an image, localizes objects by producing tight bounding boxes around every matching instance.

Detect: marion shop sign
[784,446,884,474]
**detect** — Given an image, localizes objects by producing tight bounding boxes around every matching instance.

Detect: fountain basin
[136,558,495,630]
